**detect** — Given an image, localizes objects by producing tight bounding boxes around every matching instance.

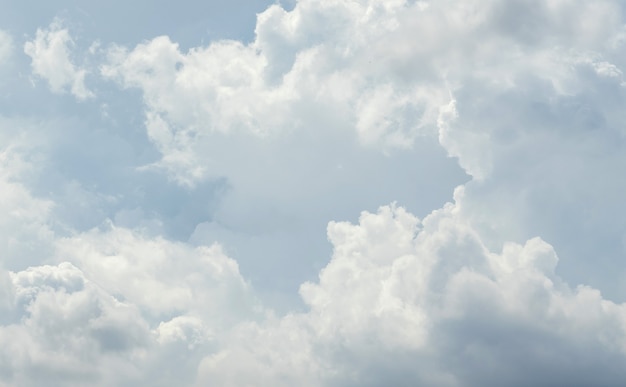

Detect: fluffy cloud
[101,0,625,179]
[101,35,293,184]
[2,0,626,385]
[24,19,93,100]
[0,262,149,385]
[55,226,259,323]
[0,148,259,386]
[3,189,626,386]
[101,0,626,297]
[198,201,626,387]
[101,1,465,307]
[0,217,261,386]
[100,1,453,184]
[99,0,626,384]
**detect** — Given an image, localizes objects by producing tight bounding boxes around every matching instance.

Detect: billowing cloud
[0,182,261,385]
[24,19,93,100]
[198,201,626,386]
[1,0,626,385]
[55,226,259,323]
[101,0,625,179]
[101,0,626,296]
[0,262,149,385]
[100,1,454,184]
[0,144,259,386]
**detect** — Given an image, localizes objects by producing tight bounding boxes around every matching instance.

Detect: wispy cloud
[24,19,93,100]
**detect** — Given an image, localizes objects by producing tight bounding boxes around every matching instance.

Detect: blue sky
[2,0,626,386]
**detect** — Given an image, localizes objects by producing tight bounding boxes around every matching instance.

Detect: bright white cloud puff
[1,0,626,386]
[24,19,93,100]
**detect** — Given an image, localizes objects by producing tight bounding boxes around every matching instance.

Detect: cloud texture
[24,19,93,100]
[1,0,626,385]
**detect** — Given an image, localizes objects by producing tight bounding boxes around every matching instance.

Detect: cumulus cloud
[198,202,626,387]
[2,0,626,385]
[0,144,259,386]
[100,0,626,296]
[101,35,292,184]
[101,0,625,180]
[0,195,261,386]
[1,262,149,385]
[100,1,452,183]
[24,19,93,100]
[99,0,626,384]
[55,225,259,323]
[3,185,626,386]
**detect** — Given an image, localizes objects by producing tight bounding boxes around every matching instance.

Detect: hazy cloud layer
[1,0,626,385]
[0,30,11,66]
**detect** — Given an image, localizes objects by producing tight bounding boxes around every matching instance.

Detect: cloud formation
[100,0,626,296]
[0,193,261,386]
[24,19,93,100]
[198,201,626,386]
[2,0,626,386]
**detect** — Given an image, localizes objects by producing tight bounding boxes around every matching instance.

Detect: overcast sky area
[1,0,626,385]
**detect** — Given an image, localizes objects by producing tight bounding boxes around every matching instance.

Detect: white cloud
[101,35,294,184]
[0,220,262,386]
[2,0,626,385]
[24,19,93,100]
[55,225,259,323]
[100,0,626,297]
[0,145,258,385]
[0,262,150,385]
[4,196,626,385]
[100,0,626,182]
[198,201,626,386]
[100,1,456,183]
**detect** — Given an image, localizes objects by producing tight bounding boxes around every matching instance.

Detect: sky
[1,0,626,385]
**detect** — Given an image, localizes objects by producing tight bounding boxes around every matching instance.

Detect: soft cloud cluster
[0,192,261,386]
[199,201,626,386]
[1,0,626,386]
[0,126,259,386]
[100,0,455,184]
[24,19,93,100]
[100,0,625,178]
[101,0,626,296]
